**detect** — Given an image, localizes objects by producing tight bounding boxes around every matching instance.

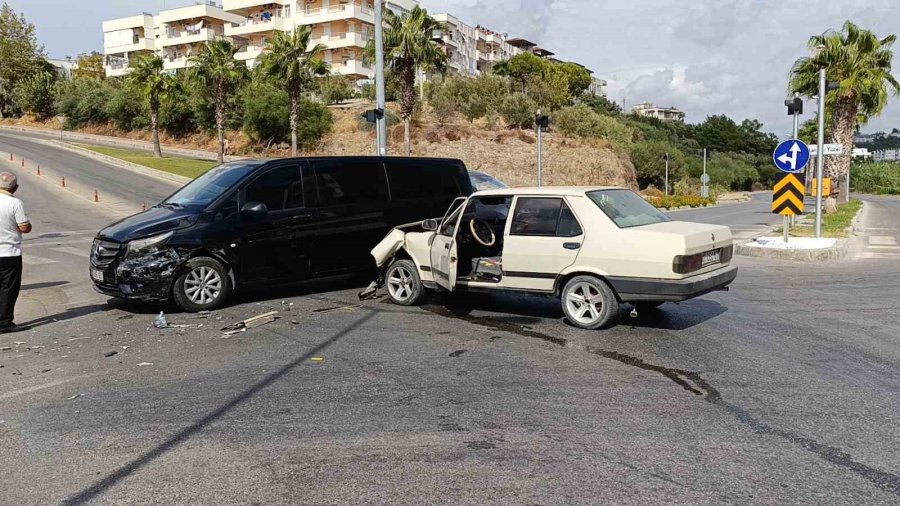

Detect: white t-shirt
[0,192,29,257]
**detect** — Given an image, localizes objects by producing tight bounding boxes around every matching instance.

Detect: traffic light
[362,108,385,123]
[785,97,803,116]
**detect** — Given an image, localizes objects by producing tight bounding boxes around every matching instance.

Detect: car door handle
[444,243,451,250]
[563,242,581,250]
[450,256,457,263]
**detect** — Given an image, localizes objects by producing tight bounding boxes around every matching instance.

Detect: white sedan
[367,187,737,329]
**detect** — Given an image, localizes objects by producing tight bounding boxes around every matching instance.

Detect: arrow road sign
[772,173,805,216]
[773,139,811,173]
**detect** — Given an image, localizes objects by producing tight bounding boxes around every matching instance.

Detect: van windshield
[163,162,260,207]
[587,189,671,228]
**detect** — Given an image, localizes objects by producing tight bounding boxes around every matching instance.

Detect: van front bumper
[608,265,738,302]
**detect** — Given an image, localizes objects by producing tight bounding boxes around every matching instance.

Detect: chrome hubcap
[565,282,603,325]
[387,266,414,301]
[184,266,222,305]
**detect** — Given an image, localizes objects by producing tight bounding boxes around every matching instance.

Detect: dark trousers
[0,256,22,327]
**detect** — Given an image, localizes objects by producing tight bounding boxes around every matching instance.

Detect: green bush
[499,92,537,129]
[648,195,716,209]
[555,104,634,146]
[14,72,56,119]
[55,77,115,128]
[630,140,685,189]
[317,74,354,105]
[428,82,457,126]
[106,84,148,131]
[243,80,332,149]
[159,86,197,138]
[851,162,900,194]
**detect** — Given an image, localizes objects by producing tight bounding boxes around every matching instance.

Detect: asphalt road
[1,138,899,504]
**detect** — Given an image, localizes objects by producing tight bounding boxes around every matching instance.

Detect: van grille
[91,239,122,267]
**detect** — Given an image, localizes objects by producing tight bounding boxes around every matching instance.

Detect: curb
[49,140,192,186]
[0,124,245,163]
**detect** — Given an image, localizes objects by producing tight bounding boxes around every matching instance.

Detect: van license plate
[701,250,721,267]
[91,269,105,282]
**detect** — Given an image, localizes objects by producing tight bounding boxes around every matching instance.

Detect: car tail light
[721,244,734,262]
[673,253,703,274]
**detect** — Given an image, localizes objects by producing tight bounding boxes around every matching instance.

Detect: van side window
[315,161,389,206]
[511,197,581,237]
[245,165,303,211]
[386,161,461,200]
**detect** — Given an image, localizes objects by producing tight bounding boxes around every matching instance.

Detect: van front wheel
[173,257,232,312]
[561,276,619,330]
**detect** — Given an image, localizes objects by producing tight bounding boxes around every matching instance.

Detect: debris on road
[153,312,168,329]
[310,357,324,363]
[67,394,82,400]
[41,369,51,373]
[137,362,153,366]
[14,341,25,345]
[104,351,118,358]
[117,314,134,320]
[1,346,10,351]
[313,304,361,314]
[221,328,247,337]
[221,311,279,332]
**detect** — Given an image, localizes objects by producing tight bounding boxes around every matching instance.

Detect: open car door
[430,197,467,291]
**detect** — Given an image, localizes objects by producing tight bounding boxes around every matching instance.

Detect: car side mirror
[422,218,439,231]
[241,201,268,218]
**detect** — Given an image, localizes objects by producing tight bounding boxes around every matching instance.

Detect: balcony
[301,3,374,24]
[160,27,224,47]
[163,55,194,71]
[331,59,372,77]
[104,37,155,55]
[104,62,130,78]
[225,14,289,36]
[311,31,371,50]
[224,0,291,10]
[235,44,265,61]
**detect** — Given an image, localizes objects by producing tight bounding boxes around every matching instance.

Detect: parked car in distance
[90,157,475,311]
[369,187,737,329]
[468,170,509,191]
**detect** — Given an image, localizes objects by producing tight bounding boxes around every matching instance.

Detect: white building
[633,102,685,122]
[873,149,900,162]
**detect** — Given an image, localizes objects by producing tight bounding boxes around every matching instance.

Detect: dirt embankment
[3,105,637,188]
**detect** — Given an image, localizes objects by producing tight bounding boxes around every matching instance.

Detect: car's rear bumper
[608,265,738,302]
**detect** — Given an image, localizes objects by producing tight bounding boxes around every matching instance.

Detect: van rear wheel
[561,276,619,330]
[173,257,232,312]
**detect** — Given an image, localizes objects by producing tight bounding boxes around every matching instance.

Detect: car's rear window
[587,189,670,228]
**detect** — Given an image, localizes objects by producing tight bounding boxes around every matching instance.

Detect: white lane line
[51,246,90,258]
[22,255,57,266]
[867,245,900,250]
[868,236,898,246]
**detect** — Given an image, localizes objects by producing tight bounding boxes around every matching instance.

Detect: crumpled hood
[99,207,198,243]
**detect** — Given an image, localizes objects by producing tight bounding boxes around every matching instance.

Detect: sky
[7,0,900,136]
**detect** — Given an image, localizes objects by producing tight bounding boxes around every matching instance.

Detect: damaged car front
[359,219,440,300]
[91,211,202,302]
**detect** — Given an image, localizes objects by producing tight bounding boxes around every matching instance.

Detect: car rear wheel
[386,259,426,306]
[173,257,232,312]
[561,275,619,330]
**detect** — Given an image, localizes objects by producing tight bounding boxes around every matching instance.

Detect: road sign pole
[701,148,708,198]
[664,153,669,196]
[536,109,543,187]
[815,68,826,238]
[374,0,387,156]
[790,92,800,227]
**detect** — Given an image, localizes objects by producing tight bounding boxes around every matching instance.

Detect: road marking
[868,236,897,246]
[22,255,57,266]
[858,252,900,259]
[867,245,900,250]
[51,246,90,258]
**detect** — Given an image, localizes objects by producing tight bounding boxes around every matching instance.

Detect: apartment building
[633,103,685,122]
[429,15,522,77]
[102,13,157,77]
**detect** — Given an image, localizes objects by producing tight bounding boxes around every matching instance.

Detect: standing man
[0,172,31,333]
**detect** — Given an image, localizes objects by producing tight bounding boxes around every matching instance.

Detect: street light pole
[374,0,387,156]
[815,67,826,239]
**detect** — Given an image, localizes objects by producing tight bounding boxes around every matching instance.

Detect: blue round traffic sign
[773,140,810,173]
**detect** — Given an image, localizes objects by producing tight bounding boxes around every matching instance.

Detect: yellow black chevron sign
[772,173,805,215]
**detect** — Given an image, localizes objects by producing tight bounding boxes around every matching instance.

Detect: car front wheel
[561,275,620,330]
[173,257,232,312]
[386,259,426,306]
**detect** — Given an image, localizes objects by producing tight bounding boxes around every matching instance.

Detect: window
[385,161,462,200]
[245,165,303,211]
[314,160,389,206]
[587,189,670,228]
[511,197,583,237]
[440,204,464,236]
[164,161,260,207]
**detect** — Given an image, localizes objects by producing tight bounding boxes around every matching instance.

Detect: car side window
[314,160,389,206]
[557,202,583,237]
[245,165,302,211]
[439,205,464,236]
[511,197,582,237]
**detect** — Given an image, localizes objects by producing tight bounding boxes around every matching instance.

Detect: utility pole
[374,0,387,156]
[790,92,801,229]
[815,67,826,238]
[663,153,669,196]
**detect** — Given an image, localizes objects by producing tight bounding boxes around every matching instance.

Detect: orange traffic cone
[94,190,99,203]
[61,177,66,188]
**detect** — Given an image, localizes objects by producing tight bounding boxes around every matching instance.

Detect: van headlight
[125,232,173,259]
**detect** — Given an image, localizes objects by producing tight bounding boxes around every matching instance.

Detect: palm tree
[366,5,447,156]
[127,55,180,158]
[259,27,328,156]
[190,39,246,163]
[790,21,899,183]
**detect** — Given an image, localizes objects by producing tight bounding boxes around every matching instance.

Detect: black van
[90,157,474,311]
